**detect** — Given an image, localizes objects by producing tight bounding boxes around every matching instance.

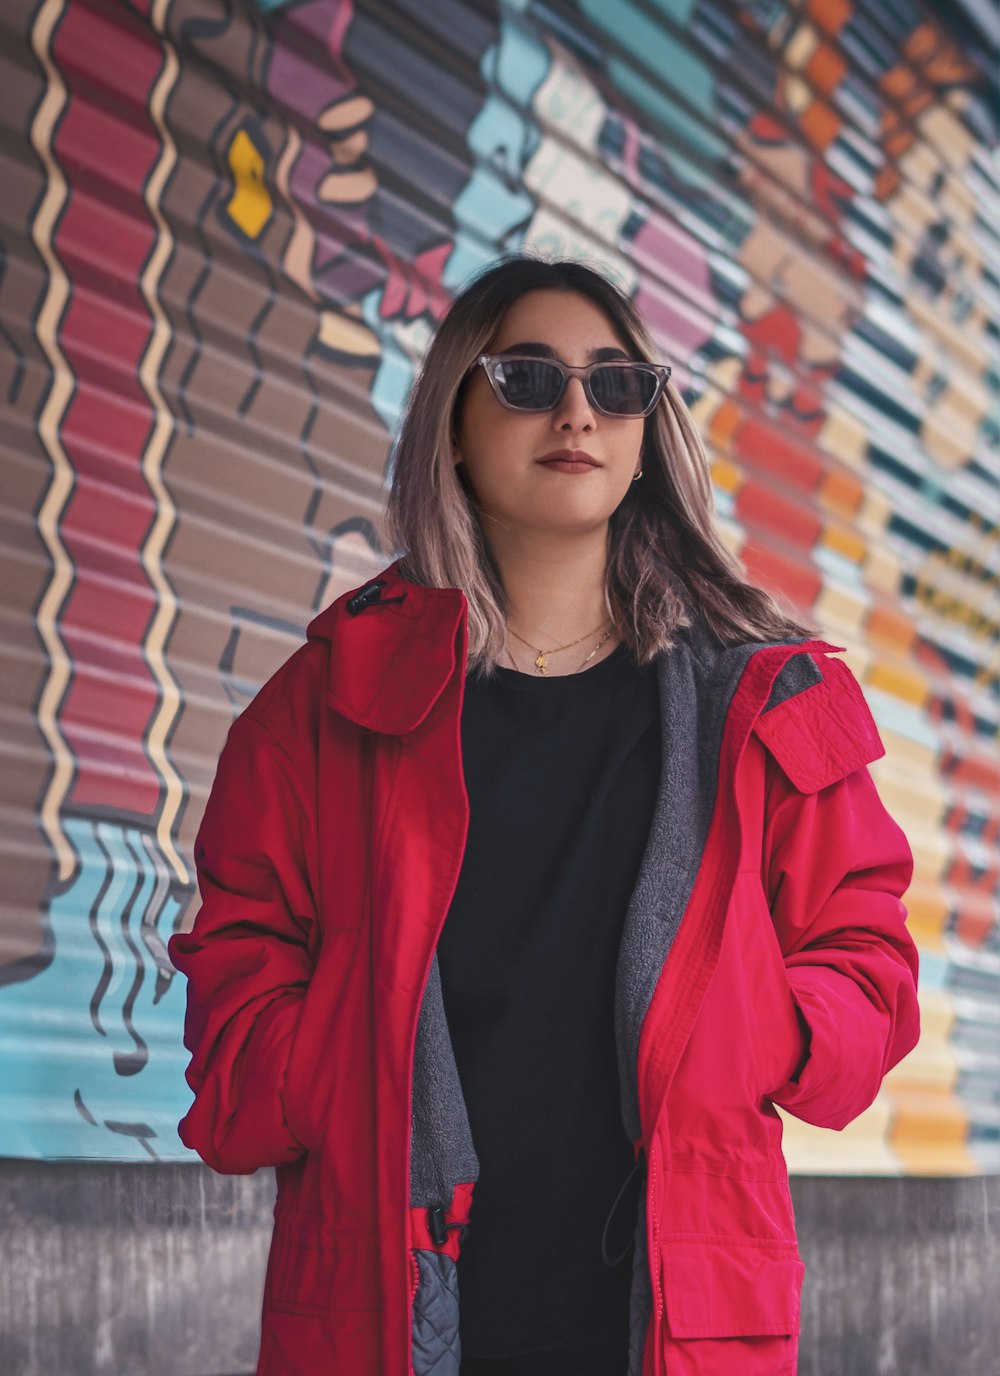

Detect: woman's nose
[551,376,596,431]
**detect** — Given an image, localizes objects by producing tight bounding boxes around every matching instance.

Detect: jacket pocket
[738,872,807,1100]
[661,1237,804,1338]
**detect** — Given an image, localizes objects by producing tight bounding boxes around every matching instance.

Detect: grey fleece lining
[407,627,821,1372]
[411,953,480,1206]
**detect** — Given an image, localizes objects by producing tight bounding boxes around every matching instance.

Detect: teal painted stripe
[0,818,193,1161]
[607,57,725,164]
[577,0,715,120]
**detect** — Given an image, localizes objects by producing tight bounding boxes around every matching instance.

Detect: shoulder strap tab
[753,654,885,793]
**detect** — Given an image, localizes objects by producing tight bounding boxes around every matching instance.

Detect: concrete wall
[2,1162,996,1375]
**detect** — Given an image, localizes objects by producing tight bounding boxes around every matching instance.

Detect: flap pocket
[662,1239,804,1338]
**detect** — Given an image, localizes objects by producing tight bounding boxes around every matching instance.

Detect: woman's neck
[488,528,613,651]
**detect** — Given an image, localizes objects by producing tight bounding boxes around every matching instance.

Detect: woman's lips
[536,449,601,473]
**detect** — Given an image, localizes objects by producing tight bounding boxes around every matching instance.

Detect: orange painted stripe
[708,397,742,452]
[819,467,864,518]
[807,41,847,94]
[866,605,917,654]
[808,0,851,36]
[801,99,840,151]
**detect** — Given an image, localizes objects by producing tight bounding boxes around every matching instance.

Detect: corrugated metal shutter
[0,0,996,1171]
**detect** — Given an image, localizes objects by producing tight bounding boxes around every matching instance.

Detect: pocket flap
[662,1239,804,1338]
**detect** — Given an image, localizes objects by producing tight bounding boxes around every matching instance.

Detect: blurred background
[0,0,996,1371]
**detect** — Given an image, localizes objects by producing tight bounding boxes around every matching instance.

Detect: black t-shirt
[436,639,661,1368]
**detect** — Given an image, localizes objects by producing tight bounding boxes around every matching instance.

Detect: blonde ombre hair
[380,255,815,676]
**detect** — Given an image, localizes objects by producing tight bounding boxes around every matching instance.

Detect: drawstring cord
[601,1151,646,1267]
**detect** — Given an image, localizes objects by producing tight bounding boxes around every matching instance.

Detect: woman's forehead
[490,288,631,354]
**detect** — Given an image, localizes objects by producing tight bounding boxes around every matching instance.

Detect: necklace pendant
[535,652,549,675]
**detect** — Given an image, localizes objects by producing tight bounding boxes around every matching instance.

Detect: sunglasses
[477,353,671,418]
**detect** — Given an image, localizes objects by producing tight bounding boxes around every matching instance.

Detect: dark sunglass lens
[494,358,563,409]
[591,365,656,415]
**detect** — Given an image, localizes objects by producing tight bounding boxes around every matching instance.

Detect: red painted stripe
[51,0,163,812]
[740,537,823,611]
[737,479,824,552]
[735,414,826,493]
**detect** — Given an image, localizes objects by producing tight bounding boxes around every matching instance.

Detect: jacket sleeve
[168,710,316,1173]
[761,748,921,1131]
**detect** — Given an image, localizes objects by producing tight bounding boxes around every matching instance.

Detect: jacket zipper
[651,1150,664,1321]
[649,1143,666,1375]
[409,1249,420,1305]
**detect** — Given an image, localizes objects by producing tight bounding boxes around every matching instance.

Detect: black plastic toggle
[346,580,386,615]
[427,1205,449,1247]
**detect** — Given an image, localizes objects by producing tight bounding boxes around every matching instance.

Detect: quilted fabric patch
[412,1249,461,1376]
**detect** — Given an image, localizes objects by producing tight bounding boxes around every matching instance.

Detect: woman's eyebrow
[498,342,633,361]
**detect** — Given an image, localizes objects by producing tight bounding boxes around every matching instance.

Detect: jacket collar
[306,559,468,735]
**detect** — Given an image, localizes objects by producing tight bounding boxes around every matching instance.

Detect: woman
[169,256,920,1376]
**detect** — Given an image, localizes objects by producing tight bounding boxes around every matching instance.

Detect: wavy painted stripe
[139,0,187,887]
[28,0,76,885]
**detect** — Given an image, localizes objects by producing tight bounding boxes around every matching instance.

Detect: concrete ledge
[0,1162,996,1375]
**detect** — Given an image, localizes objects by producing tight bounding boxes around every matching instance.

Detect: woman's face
[453,289,645,541]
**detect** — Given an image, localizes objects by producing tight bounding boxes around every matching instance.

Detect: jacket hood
[305,559,469,735]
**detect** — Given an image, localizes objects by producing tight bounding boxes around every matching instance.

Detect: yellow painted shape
[941,371,989,428]
[716,517,743,559]
[227,127,272,239]
[886,1042,959,1095]
[922,407,976,470]
[780,1096,900,1175]
[815,582,869,638]
[856,486,893,537]
[316,309,380,359]
[785,20,818,69]
[910,988,956,1045]
[868,659,931,707]
[836,642,871,683]
[900,881,950,950]
[710,455,742,494]
[875,773,947,831]
[819,404,868,470]
[909,291,987,378]
[874,725,937,775]
[822,522,867,563]
[902,823,951,884]
[889,1089,978,1176]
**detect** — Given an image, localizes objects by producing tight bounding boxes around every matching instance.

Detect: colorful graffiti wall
[0,0,996,1171]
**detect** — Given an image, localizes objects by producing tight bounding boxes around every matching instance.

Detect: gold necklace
[507,621,615,675]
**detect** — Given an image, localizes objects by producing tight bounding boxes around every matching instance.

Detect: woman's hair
[379,254,816,675]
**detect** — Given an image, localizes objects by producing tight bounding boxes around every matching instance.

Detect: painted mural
[0,0,996,1171]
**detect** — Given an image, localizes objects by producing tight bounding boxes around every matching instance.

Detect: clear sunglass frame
[477,353,672,418]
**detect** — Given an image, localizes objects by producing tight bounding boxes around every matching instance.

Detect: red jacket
[169,559,920,1376]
